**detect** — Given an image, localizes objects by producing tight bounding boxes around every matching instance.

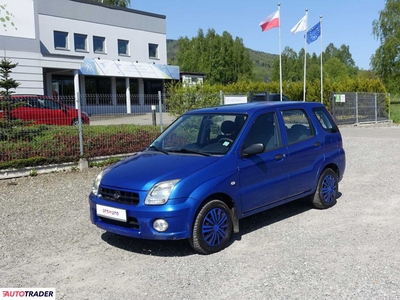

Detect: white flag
[290,14,307,34]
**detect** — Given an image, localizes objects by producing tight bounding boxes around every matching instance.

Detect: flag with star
[306,21,321,44]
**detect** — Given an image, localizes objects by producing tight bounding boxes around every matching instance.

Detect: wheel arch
[194,192,239,234]
[322,163,339,177]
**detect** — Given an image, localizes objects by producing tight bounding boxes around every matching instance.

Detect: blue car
[89,101,346,254]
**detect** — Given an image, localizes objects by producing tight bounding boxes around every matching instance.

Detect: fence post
[375,93,378,123]
[76,91,84,156]
[388,93,391,122]
[76,92,88,170]
[220,90,223,105]
[158,91,163,133]
[355,92,359,124]
[151,105,156,126]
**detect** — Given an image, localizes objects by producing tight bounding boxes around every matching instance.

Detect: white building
[0,0,179,114]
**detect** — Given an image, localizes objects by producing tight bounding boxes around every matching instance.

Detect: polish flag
[259,10,280,32]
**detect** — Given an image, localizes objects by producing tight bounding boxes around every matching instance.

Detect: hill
[167,39,278,82]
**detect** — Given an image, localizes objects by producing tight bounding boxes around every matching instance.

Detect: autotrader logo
[0,288,55,299]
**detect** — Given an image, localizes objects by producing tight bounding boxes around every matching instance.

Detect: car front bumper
[89,193,198,240]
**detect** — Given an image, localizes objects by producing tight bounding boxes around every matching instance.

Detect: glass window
[151,113,247,155]
[54,31,68,49]
[118,39,129,56]
[37,98,62,110]
[281,109,314,144]
[115,79,139,106]
[130,79,139,105]
[116,78,127,105]
[143,79,162,104]
[85,77,111,105]
[243,112,281,151]
[149,43,158,59]
[74,34,87,51]
[313,107,339,133]
[93,36,106,53]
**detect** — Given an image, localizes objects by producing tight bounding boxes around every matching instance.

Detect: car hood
[101,151,219,191]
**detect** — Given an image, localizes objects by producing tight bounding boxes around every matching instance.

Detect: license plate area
[96,204,127,222]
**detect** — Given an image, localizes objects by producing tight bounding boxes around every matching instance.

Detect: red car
[0,95,90,126]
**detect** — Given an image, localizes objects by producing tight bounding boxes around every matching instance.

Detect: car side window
[243,112,281,151]
[38,98,62,110]
[313,107,339,133]
[281,109,314,144]
[27,98,40,108]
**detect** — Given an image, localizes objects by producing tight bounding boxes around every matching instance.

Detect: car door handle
[275,154,286,160]
[314,142,321,148]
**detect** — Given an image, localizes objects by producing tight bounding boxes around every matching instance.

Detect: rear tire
[189,200,233,255]
[71,118,79,126]
[312,168,338,209]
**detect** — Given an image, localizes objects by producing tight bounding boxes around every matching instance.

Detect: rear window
[313,107,339,133]
[281,109,314,144]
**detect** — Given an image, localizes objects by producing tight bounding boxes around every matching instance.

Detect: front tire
[312,168,338,209]
[189,200,233,255]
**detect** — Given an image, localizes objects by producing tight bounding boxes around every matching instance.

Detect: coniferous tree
[0,56,20,123]
[176,29,253,84]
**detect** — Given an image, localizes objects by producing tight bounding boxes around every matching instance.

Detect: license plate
[96,204,127,222]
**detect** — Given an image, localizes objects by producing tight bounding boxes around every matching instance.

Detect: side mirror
[242,143,265,157]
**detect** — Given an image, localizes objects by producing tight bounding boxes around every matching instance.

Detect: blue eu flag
[306,22,321,44]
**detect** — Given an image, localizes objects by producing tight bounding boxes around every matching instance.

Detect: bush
[165,78,388,115]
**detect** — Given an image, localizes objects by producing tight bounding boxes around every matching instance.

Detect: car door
[238,111,289,215]
[280,108,325,198]
[37,97,66,125]
[10,97,40,124]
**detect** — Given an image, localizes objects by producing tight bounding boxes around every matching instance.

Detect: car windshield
[149,113,247,155]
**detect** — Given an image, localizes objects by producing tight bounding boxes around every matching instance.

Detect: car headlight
[92,171,104,196]
[145,179,180,205]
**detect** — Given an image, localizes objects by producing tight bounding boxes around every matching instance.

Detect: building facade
[0,0,179,114]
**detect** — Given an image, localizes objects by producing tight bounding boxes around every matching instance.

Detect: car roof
[185,101,325,115]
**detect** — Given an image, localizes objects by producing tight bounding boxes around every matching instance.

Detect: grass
[390,96,400,124]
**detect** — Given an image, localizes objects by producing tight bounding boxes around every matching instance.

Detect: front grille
[100,187,140,205]
[99,216,140,229]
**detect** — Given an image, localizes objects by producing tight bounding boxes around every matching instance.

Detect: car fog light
[153,219,169,232]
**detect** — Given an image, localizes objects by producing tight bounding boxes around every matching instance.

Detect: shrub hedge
[0,124,160,170]
[165,78,388,116]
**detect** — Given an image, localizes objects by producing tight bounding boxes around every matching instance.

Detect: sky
[130,0,385,70]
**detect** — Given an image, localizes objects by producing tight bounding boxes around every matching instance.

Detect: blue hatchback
[89,101,346,254]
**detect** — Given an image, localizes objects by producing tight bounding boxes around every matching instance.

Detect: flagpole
[303,9,308,102]
[320,15,323,103]
[278,3,282,101]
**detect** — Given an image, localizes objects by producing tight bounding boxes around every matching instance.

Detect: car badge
[113,191,121,200]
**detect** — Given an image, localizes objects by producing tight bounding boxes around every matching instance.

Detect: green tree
[324,43,358,76]
[0,56,21,123]
[372,0,400,93]
[92,0,130,7]
[176,29,253,84]
[272,43,358,83]
[323,57,350,82]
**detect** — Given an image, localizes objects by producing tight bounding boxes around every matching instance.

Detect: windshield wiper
[148,145,170,155]
[173,148,212,157]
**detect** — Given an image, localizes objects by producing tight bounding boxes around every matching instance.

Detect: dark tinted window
[313,107,339,133]
[54,31,68,49]
[243,112,281,151]
[281,109,314,144]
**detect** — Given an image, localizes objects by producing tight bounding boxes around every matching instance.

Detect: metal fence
[0,93,176,172]
[329,92,390,125]
[0,91,391,173]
